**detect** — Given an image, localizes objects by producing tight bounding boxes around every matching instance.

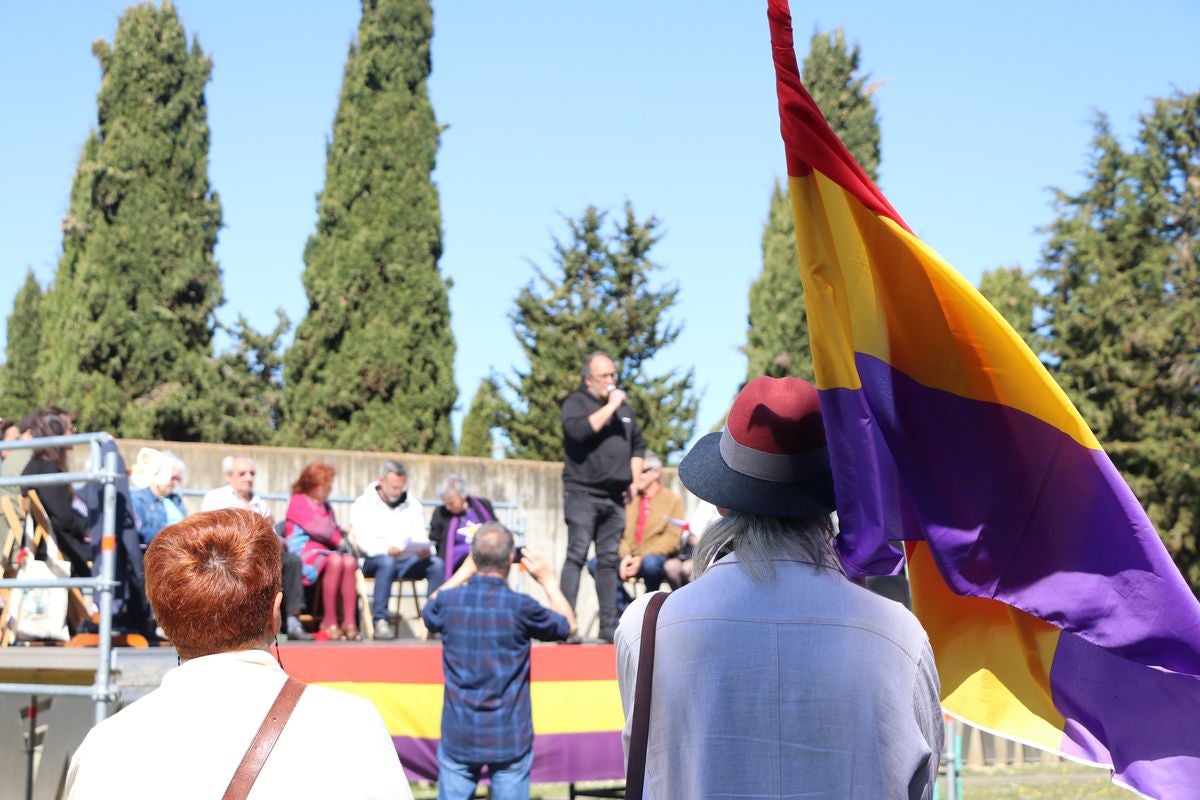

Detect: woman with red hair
[285,463,359,640]
[64,509,410,798]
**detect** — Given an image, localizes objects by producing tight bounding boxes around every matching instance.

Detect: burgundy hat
[679,376,835,517]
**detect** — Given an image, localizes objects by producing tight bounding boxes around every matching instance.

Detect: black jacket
[560,387,646,499]
[22,456,92,577]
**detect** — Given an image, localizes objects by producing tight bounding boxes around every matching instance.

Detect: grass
[953,763,1130,799]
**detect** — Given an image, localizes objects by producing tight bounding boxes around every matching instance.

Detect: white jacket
[350,482,430,558]
[66,650,412,800]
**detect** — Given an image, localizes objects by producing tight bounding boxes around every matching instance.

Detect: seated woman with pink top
[285,463,359,641]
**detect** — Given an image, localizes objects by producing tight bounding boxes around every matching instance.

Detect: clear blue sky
[2,1,1196,454]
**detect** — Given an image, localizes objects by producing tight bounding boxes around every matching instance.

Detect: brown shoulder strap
[625,591,669,800]
[223,677,306,800]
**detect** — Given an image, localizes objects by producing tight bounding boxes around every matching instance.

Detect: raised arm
[522,547,578,637]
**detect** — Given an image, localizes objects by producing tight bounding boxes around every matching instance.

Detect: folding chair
[0,495,25,646]
[25,491,93,635]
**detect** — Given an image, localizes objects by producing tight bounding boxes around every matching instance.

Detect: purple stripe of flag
[1051,631,1200,797]
[394,731,624,783]
[819,353,1200,670]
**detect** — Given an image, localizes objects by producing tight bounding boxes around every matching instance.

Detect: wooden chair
[24,491,93,636]
[0,495,25,647]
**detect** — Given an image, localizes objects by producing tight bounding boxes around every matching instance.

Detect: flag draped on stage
[766,1,1200,796]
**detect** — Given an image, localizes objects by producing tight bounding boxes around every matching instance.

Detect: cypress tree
[1039,92,1200,590]
[744,29,881,383]
[504,204,698,461]
[36,2,223,440]
[459,376,503,458]
[1,270,45,420]
[280,0,455,453]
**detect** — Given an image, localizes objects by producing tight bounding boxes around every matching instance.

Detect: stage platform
[0,641,625,799]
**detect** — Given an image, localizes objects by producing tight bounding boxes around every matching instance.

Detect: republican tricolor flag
[766,1,1200,797]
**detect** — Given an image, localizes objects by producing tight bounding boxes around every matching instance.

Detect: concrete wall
[116,439,697,637]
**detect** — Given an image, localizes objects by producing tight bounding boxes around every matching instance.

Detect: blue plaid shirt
[422,574,570,763]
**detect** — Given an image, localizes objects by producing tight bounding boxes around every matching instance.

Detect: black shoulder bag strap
[626,591,669,800]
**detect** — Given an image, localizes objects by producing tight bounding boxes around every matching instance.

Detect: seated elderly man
[202,455,312,641]
[351,460,444,640]
[588,451,684,615]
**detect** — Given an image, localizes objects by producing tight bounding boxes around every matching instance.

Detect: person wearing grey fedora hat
[615,376,942,799]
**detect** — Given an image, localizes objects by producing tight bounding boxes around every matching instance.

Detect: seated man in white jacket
[351,460,443,640]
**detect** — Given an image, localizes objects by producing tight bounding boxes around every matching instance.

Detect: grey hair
[692,512,841,582]
[221,454,254,475]
[471,522,514,574]
[642,451,662,472]
[162,451,187,483]
[379,459,407,479]
[438,473,468,499]
[581,351,613,379]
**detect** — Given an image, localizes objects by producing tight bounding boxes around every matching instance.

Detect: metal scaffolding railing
[0,433,121,726]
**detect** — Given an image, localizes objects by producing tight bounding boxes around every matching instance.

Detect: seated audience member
[0,417,16,460]
[129,448,187,545]
[203,455,311,641]
[286,462,358,641]
[351,460,443,640]
[21,408,92,577]
[662,499,719,589]
[587,451,684,614]
[64,509,412,800]
[0,413,35,548]
[78,436,156,638]
[429,474,497,578]
[422,524,576,799]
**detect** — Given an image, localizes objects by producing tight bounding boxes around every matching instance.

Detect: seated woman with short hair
[285,462,359,640]
[64,508,411,799]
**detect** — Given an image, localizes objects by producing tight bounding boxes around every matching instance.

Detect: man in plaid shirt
[423,523,577,800]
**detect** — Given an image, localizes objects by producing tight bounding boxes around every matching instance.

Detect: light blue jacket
[617,553,942,799]
[131,488,187,545]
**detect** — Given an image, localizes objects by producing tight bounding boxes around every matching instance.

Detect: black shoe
[598,628,616,643]
[426,631,441,641]
[564,634,583,645]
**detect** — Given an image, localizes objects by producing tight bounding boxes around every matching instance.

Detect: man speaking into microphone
[560,351,646,642]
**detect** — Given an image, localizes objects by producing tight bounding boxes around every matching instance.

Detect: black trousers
[560,491,625,635]
[282,550,305,617]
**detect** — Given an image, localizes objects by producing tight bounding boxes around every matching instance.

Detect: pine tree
[504,205,698,461]
[744,29,881,383]
[280,0,455,453]
[459,376,503,457]
[978,265,1041,352]
[35,2,223,440]
[1039,92,1200,590]
[0,270,44,420]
